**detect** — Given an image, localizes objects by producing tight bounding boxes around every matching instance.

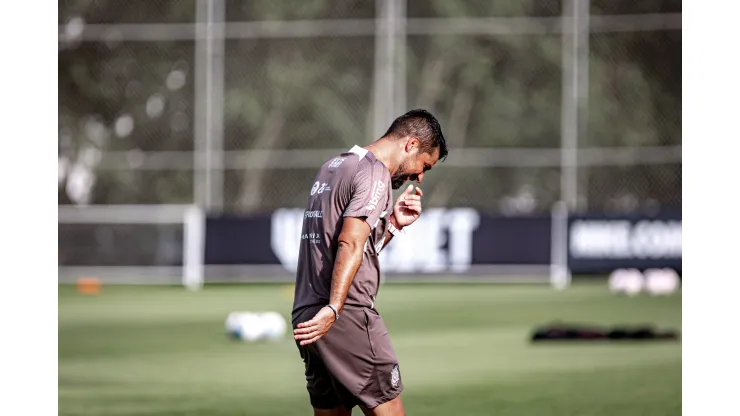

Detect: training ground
[59,278,681,416]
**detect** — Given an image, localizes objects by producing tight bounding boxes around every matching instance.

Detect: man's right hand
[293,306,337,346]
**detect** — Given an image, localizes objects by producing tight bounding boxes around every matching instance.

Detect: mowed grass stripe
[59,282,681,416]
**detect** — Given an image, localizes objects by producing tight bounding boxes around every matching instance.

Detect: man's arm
[381,208,408,250]
[293,216,370,346]
[381,214,403,249]
[329,216,371,314]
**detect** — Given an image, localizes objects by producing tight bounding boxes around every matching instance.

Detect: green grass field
[59,281,681,416]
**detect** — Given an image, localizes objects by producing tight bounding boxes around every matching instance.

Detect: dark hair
[383,109,448,161]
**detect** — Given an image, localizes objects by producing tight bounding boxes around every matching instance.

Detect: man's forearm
[381,214,403,249]
[329,241,364,313]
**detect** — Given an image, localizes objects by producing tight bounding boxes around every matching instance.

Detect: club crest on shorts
[390,364,400,388]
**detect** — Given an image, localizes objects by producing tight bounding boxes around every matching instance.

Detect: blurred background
[58,1,681,415]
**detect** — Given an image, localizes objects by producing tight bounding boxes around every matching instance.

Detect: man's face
[391,143,440,190]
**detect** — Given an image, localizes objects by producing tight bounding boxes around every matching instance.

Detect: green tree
[59,0,680,213]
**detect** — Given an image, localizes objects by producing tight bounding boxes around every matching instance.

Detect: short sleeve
[343,161,389,229]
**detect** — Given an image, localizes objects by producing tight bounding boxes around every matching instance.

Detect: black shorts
[293,305,403,410]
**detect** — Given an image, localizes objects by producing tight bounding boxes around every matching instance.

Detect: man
[291,109,448,416]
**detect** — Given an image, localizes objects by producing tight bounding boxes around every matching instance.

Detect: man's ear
[404,136,420,153]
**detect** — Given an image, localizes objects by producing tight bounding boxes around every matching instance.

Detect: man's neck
[364,139,398,175]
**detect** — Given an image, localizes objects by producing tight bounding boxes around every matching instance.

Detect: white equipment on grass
[259,311,288,341]
[644,268,680,296]
[225,311,288,342]
[608,268,645,296]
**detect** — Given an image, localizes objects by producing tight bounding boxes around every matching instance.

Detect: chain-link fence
[59,0,681,271]
[59,0,681,215]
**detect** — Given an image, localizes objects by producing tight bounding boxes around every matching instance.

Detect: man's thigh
[294,306,355,410]
[297,339,348,410]
[351,308,404,410]
[295,306,404,410]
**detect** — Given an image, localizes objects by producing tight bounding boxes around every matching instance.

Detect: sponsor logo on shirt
[328,157,346,169]
[310,181,331,196]
[304,210,323,219]
[301,233,321,244]
[365,180,386,212]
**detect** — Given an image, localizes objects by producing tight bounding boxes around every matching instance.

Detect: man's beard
[391,175,409,190]
[391,158,413,189]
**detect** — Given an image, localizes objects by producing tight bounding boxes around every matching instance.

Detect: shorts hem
[362,387,403,410]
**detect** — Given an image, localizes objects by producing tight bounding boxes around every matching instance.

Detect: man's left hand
[393,184,423,228]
